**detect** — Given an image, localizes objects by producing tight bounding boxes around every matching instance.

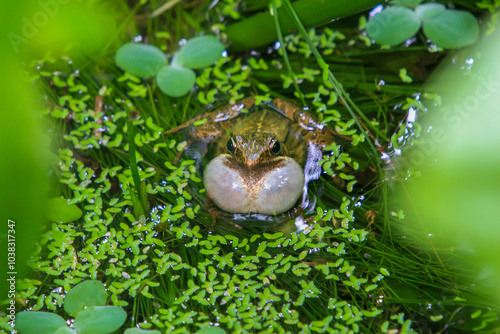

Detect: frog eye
[227,138,236,153]
[270,140,281,155]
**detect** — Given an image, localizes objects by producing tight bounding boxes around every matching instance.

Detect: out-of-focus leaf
[195,327,226,334]
[156,66,196,97]
[16,312,67,334]
[367,7,421,45]
[176,36,224,69]
[124,329,162,334]
[0,1,50,301]
[63,280,107,316]
[396,23,500,307]
[45,197,82,223]
[415,3,446,20]
[423,9,479,48]
[116,43,167,78]
[74,306,126,334]
[55,327,77,334]
[389,0,423,8]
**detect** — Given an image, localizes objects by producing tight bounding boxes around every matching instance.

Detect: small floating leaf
[16,311,68,334]
[55,328,77,334]
[195,327,226,334]
[422,10,479,48]
[415,3,445,20]
[63,280,107,316]
[367,7,421,46]
[74,306,126,334]
[45,197,82,223]
[124,329,162,334]
[390,0,423,7]
[115,43,167,78]
[430,314,444,322]
[156,66,196,97]
[176,36,225,69]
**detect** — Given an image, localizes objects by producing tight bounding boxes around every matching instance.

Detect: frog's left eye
[270,140,281,155]
[227,138,236,153]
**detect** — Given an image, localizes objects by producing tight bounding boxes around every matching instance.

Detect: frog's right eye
[227,138,236,153]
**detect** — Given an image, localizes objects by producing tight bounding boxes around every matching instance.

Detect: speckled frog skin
[169,97,346,215]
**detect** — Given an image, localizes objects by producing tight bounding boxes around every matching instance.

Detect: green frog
[169,97,348,216]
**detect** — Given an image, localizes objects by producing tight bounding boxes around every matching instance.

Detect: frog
[168,97,350,217]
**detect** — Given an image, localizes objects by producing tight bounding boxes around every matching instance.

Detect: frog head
[203,133,305,215]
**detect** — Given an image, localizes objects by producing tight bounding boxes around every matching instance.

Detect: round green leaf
[45,197,82,223]
[415,3,446,20]
[115,43,167,78]
[176,35,224,69]
[423,9,479,48]
[156,65,196,97]
[16,311,67,334]
[124,329,162,334]
[63,280,107,316]
[390,0,423,7]
[195,327,226,334]
[366,6,422,46]
[55,327,78,334]
[74,306,126,334]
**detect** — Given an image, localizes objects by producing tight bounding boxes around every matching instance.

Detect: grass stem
[282,0,386,157]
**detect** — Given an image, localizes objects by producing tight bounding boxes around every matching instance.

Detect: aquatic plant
[45,197,83,223]
[115,36,224,97]
[16,280,127,334]
[366,1,479,48]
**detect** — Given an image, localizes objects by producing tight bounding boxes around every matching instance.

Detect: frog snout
[203,155,305,215]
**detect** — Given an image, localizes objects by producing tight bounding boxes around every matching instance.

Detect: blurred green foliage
[116,36,225,97]
[115,43,168,79]
[394,22,500,311]
[0,0,116,314]
[0,0,49,305]
[367,3,479,48]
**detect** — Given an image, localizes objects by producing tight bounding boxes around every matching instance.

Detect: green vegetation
[2,0,499,333]
[366,1,479,48]
[45,197,83,224]
[17,280,127,334]
[116,36,224,97]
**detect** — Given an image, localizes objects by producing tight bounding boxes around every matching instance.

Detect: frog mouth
[203,155,305,215]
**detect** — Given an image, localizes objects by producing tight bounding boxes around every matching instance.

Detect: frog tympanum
[169,97,348,216]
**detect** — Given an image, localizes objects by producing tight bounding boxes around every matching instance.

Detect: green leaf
[156,65,196,97]
[415,3,445,20]
[74,306,127,334]
[176,36,225,69]
[124,329,162,334]
[195,327,226,334]
[16,311,68,334]
[389,0,422,7]
[115,43,167,78]
[422,10,479,48]
[45,197,82,223]
[366,6,421,46]
[55,327,78,334]
[63,280,107,316]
